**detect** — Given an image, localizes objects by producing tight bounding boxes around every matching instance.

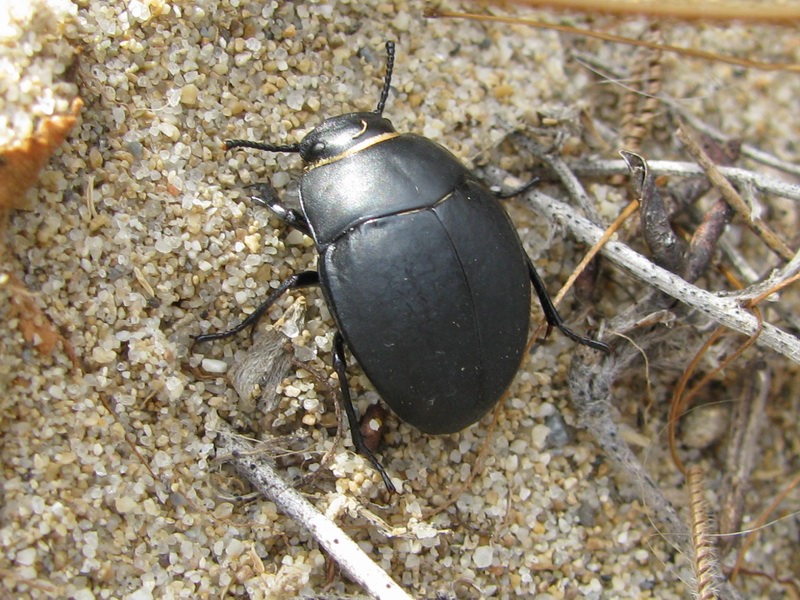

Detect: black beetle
[196,43,609,492]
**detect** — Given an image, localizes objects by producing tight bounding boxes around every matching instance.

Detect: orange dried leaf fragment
[5,273,80,369]
[0,97,84,210]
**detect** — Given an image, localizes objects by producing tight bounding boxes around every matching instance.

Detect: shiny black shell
[299,119,531,434]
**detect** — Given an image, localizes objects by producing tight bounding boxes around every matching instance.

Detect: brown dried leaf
[0,97,83,210]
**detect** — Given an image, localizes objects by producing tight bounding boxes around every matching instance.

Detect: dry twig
[568,159,800,201]
[568,346,691,551]
[426,9,800,70]
[719,367,771,556]
[525,190,800,365]
[676,125,794,262]
[216,426,411,600]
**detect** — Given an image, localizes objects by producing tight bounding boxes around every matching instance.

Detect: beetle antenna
[374,41,395,115]
[224,139,301,153]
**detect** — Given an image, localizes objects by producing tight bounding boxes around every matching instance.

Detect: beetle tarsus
[333,332,397,494]
[527,257,611,355]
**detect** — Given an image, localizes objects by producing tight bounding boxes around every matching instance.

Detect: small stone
[115,496,138,513]
[89,148,103,169]
[473,546,494,569]
[16,547,36,566]
[682,404,729,449]
[201,358,228,374]
[243,233,261,253]
[180,83,199,106]
[92,347,117,364]
[285,230,305,245]
[531,424,551,450]
[159,122,180,141]
[214,503,234,519]
[226,539,246,559]
[164,376,185,402]
[545,413,572,448]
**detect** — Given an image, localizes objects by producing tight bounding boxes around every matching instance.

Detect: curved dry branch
[568,159,800,201]
[216,427,412,600]
[526,190,800,365]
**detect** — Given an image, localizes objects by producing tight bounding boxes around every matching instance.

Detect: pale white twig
[568,159,800,201]
[717,237,762,284]
[526,190,800,365]
[217,427,411,600]
[730,247,800,304]
[528,140,604,223]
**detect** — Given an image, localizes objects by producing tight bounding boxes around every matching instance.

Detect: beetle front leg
[527,257,611,354]
[332,332,397,494]
[246,182,311,237]
[192,270,319,347]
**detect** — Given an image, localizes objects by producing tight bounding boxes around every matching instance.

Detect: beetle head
[225,43,397,164]
[299,42,397,165]
[299,113,396,164]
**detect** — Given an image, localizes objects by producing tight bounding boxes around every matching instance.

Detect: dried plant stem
[568,341,746,600]
[616,24,663,167]
[553,199,640,307]
[426,10,800,70]
[526,190,800,365]
[687,465,722,600]
[518,134,603,223]
[664,103,800,178]
[216,426,411,600]
[720,367,770,555]
[669,313,763,476]
[676,125,794,262]
[498,0,800,24]
[568,159,800,201]
[570,52,800,178]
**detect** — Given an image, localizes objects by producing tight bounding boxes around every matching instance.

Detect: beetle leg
[527,257,611,354]
[192,271,319,347]
[245,182,312,237]
[332,332,397,493]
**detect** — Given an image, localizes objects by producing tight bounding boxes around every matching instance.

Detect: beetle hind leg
[527,257,611,354]
[192,270,319,347]
[332,332,397,493]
